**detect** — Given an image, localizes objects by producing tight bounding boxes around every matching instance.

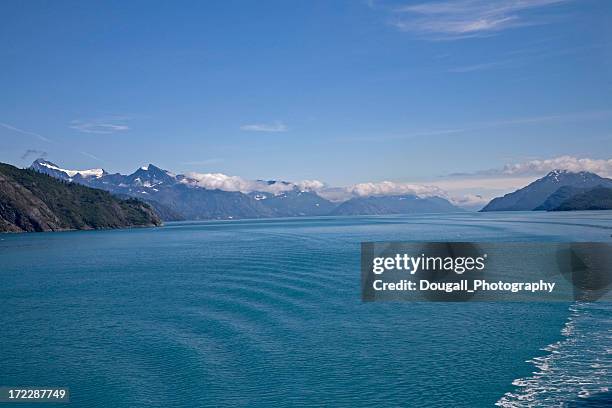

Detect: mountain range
[481,170,612,212]
[29,159,463,220]
[10,160,612,228]
[330,194,459,215]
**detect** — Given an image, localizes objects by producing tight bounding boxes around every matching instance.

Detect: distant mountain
[30,159,335,220]
[481,170,612,212]
[330,194,461,216]
[146,183,275,220]
[29,158,469,220]
[249,188,337,217]
[551,186,612,211]
[0,162,161,233]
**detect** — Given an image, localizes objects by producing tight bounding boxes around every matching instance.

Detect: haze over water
[1,212,611,407]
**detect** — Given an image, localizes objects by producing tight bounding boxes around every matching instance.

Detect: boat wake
[497,302,612,407]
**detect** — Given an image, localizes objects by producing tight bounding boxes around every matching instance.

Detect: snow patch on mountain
[37,160,105,178]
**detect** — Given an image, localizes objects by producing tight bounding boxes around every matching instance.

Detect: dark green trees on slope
[553,186,612,211]
[0,163,161,232]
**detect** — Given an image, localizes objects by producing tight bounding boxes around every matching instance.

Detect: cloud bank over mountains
[348,181,446,198]
[497,156,612,177]
[183,155,611,208]
[180,173,489,207]
[453,156,612,178]
[184,172,450,202]
[184,172,324,195]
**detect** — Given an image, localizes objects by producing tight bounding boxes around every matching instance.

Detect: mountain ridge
[29,158,463,219]
[481,170,612,212]
[0,162,161,233]
[331,194,461,216]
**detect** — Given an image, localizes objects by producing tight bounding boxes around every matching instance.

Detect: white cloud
[184,173,263,192]
[0,122,52,142]
[348,181,447,198]
[80,151,105,163]
[297,180,326,191]
[240,121,288,132]
[70,120,129,134]
[390,0,570,40]
[183,172,325,195]
[314,180,489,209]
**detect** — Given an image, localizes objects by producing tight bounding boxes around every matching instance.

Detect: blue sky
[1,0,611,202]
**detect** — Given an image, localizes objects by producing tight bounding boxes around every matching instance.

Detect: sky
[1,0,612,205]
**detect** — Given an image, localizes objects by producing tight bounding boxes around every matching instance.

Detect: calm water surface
[1,212,611,407]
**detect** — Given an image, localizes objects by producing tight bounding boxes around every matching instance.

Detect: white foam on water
[496,302,612,407]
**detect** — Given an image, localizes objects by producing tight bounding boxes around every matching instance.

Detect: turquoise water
[1,212,611,407]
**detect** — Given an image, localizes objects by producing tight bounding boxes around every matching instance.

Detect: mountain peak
[32,158,59,167]
[544,169,571,183]
[138,163,165,173]
[543,169,601,183]
[546,169,568,176]
[128,163,176,186]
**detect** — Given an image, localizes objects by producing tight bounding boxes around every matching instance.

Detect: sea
[1,211,611,407]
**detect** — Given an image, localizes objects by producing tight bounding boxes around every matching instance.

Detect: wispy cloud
[447,42,607,73]
[389,0,570,40]
[70,120,129,134]
[0,122,52,142]
[471,109,612,128]
[240,121,288,132]
[80,151,105,163]
[333,108,612,144]
[447,59,516,73]
[21,149,47,160]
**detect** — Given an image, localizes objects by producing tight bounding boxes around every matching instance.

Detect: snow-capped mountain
[29,158,467,220]
[481,170,612,211]
[31,158,106,181]
[124,164,177,188]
